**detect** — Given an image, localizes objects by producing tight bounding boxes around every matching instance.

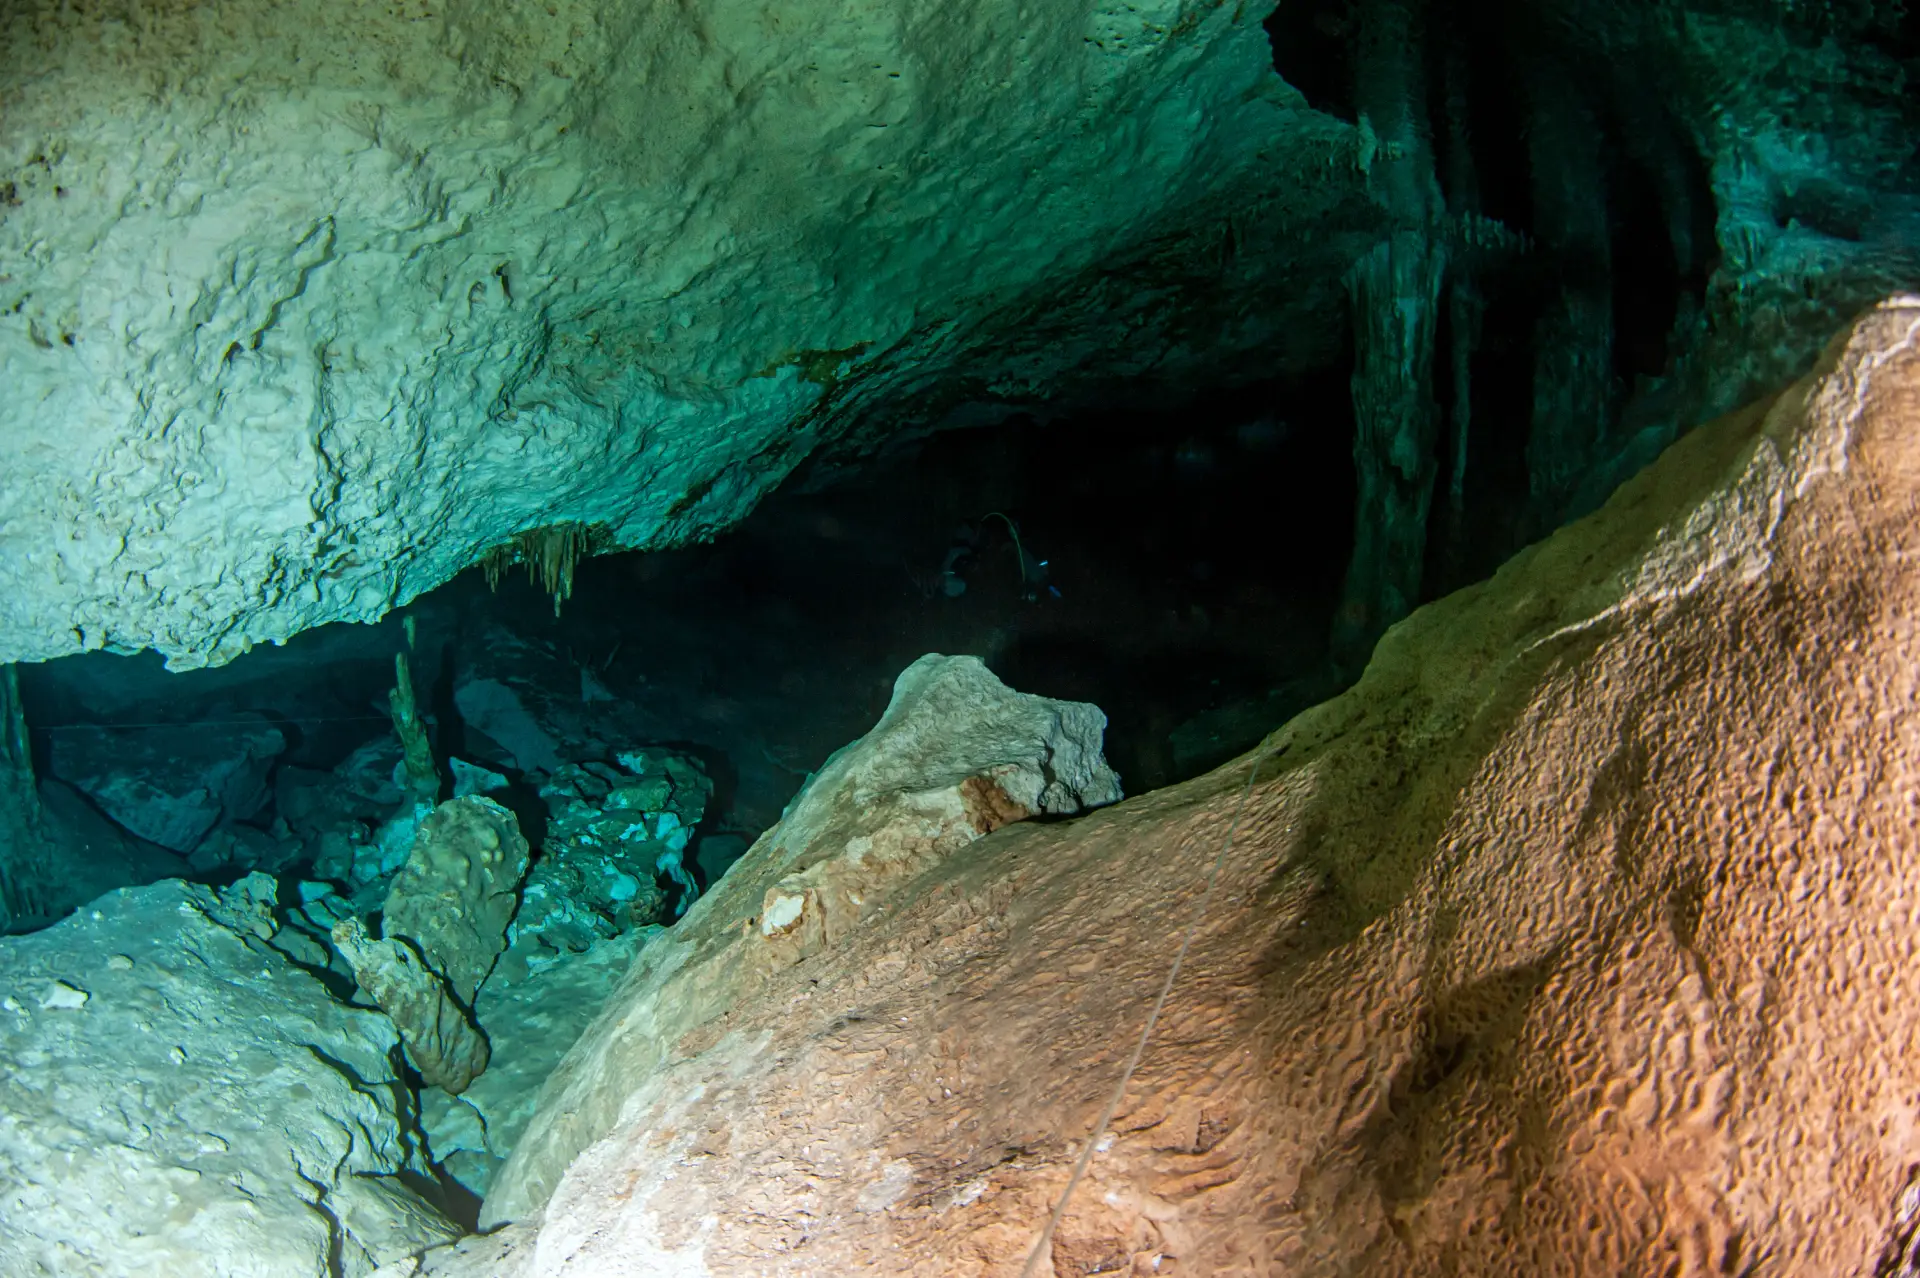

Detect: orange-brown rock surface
[422,297,1920,1275]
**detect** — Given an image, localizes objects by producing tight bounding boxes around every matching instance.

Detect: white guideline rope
[1018,745,1273,1277]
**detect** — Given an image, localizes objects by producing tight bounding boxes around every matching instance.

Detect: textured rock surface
[422,929,648,1198]
[508,753,712,961]
[0,0,1360,668]
[412,301,1920,1273]
[481,652,1122,1226]
[334,916,492,1096]
[334,795,531,1094]
[384,796,531,1004]
[0,878,459,1275]
[46,715,285,852]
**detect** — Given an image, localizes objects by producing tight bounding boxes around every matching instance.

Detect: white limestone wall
[0,0,1320,667]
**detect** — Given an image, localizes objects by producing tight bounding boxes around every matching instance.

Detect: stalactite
[479,524,593,616]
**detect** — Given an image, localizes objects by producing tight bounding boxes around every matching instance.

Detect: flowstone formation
[405,302,1920,1274]
[0,878,460,1275]
[382,796,530,1006]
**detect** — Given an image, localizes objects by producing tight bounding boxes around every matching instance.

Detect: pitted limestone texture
[0,0,1359,670]
[0,879,459,1275]
[332,916,492,1096]
[481,652,1120,1225]
[383,796,531,1004]
[414,299,1920,1277]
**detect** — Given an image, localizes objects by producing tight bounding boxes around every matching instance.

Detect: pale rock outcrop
[0,877,460,1275]
[480,652,1122,1227]
[408,299,1920,1274]
[0,0,1358,669]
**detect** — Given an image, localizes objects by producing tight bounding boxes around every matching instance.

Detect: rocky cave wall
[2,0,1916,673]
[0,0,1365,669]
[417,295,1920,1278]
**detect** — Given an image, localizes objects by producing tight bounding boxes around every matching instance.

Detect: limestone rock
[507,753,713,962]
[481,651,1120,1225]
[424,301,1920,1273]
[422,929,649,1197]
[5,779,186,930]
[0,0,1361,671]
[46,715,285,853]
[332,917,492,1097]
[0,878,458,1276]
[384,796,531,1003]
[333,796,530,1093]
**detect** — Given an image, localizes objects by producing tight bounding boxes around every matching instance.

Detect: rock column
[0,665,44,931]
[1525,63,1617,528]
[1333,0,1448,665]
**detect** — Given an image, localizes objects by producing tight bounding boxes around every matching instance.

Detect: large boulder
[413,298,1920,1273]
[482,652,1123,1228]
[335,796,533,1094]
[0,878,460,1275]
[0,0,1362,669]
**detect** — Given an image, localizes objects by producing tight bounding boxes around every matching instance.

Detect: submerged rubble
[45,715,286,855]
[506,752,713,967]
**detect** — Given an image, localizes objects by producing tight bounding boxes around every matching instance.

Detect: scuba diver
[939,512,1058,602]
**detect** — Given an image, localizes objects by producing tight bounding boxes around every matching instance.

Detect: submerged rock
[335,797,532,1093]
[46,715,285,853]
[480,651,1122,1228]
[421,929,650,1197]
[0,0,1350,671]
[414,302,1920,1273]
[383,797,531,1005]
[506,752,713,965]
[0,878,459,1275]
[333,917,492,1096]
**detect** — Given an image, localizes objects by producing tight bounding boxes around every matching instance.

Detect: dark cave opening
[12,366,1359,914]
[1264,0,1358,121]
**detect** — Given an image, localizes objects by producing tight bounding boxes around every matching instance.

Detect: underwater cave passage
[9,366,1358,935]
